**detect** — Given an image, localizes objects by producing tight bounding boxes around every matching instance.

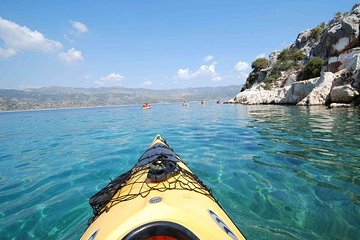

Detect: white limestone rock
[297,72,335,105]
[346,54,360,72]
[269,50,280,66]
[226,98,236,104]
[284,73,297,87]
[329,103,352,108]
[330,84,359,103]
[334,37,350,52]
[293,29,317,56]
[280,77,319,104]
[328,47,360,72]
[234,85,277,105]
[312,5,360,58]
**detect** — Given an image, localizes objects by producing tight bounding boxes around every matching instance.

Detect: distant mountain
[0,85,241,111]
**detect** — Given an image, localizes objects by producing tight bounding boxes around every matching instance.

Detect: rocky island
[229,4,360,107]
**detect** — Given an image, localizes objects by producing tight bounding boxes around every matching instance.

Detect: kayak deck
[82,135,245,240]
[88,136,215,224]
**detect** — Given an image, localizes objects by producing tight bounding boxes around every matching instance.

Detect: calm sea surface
[0,104,359,240]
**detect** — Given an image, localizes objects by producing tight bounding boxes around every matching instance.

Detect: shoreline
[0,104,141,113]
[0,102,189,113]
[0,100,228,113]
[2,102,358,114]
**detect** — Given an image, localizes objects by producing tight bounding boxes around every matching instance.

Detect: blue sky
[0,0,357,89]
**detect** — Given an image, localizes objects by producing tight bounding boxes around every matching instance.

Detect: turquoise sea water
[0,104,359,240]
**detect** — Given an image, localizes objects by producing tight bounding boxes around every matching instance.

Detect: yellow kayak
[81,135,246,240]
[142,106,151,110]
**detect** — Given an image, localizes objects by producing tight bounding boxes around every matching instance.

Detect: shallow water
[0,104,359,239]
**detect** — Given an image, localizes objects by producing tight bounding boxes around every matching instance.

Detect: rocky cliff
[230,4,360,107]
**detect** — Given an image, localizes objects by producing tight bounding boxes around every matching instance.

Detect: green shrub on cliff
[265,69,281,83]
[310,24,325,42]
[278,48,305,62]
[264,48,305,84]
[251,58,269,71]
[242,58,269,91]
[244,48,306,90]
[299,57,325,80]
[243,72,258,90]
[277,48,305,71]
[263,81,272,90]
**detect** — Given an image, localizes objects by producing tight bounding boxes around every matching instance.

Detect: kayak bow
[81,135,245,240]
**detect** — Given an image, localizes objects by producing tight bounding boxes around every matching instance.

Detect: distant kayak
[142,103,151,109]
[81,135,246,240]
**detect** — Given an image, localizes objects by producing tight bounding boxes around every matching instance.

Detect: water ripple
[0,105,359,239]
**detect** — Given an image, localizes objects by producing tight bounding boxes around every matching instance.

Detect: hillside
[0,85,241,111]
[231,4,360,107]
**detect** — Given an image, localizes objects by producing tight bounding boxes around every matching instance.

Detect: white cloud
[141,80,153,87]
[71,21,88,33]
[0,17,62,58]
[256,53,266,59]
[204,55,214,62]
[197,64,222,81]
[176,63,222,82]
[234,60,251,80]
[96,73,124,86]
[0,47,16,57]
[177,68,190,80]
[58,48,84,64]
[234,61,250,72]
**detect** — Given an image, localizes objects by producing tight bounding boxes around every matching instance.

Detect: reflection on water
[0,104,359,239]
